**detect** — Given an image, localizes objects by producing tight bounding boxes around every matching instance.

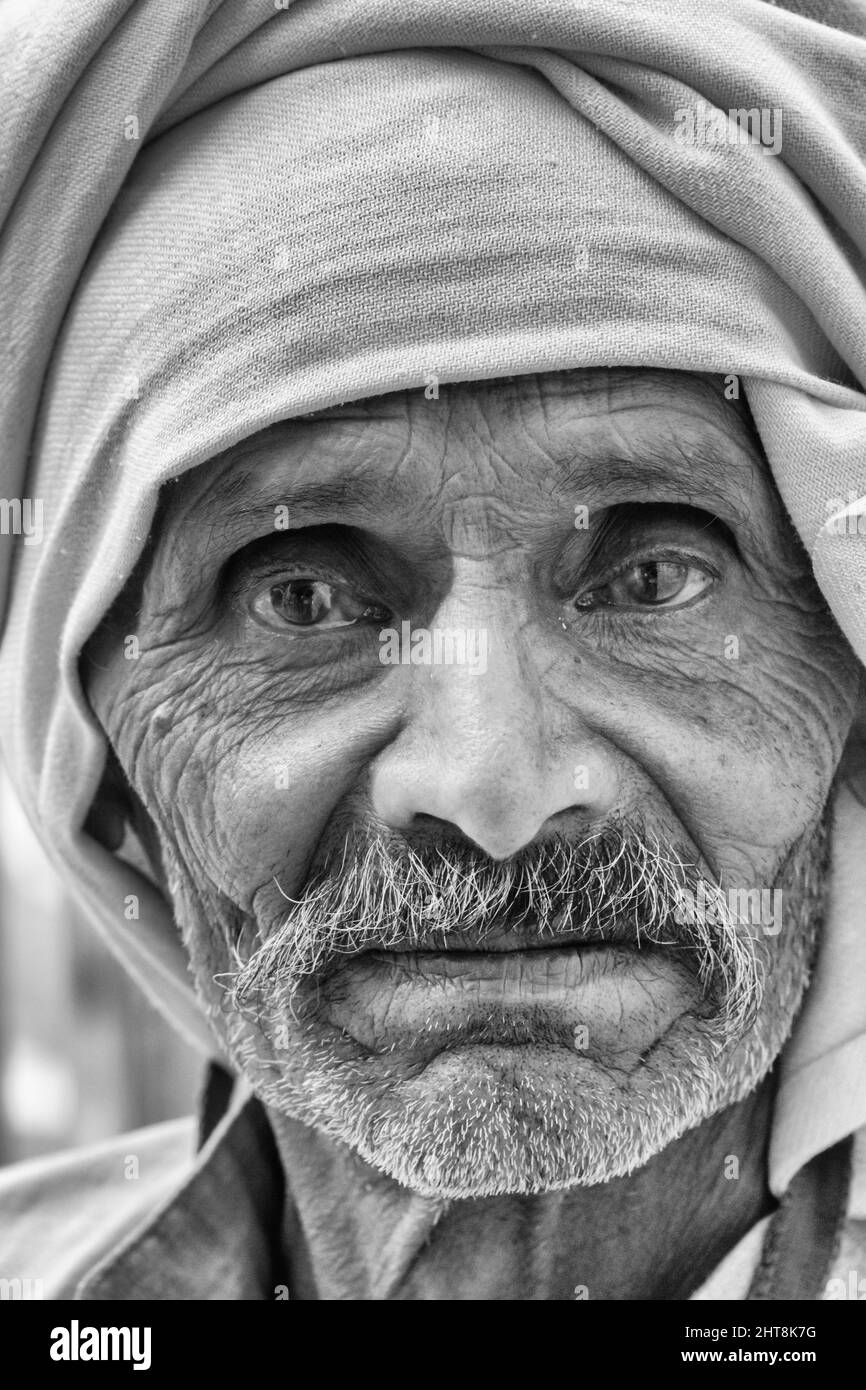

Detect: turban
[2,0,866,1196]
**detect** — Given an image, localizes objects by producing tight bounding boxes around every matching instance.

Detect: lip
[348,918,641,961]
[332,939,650,1006]
[363,942,633,980]
[321,937,696,1058]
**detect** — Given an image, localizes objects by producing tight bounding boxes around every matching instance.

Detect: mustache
[223,822,764,1044]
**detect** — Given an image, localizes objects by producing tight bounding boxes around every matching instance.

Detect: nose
[368,576,619,860]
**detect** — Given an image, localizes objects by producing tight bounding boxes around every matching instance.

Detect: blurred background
[0,762,201,1167]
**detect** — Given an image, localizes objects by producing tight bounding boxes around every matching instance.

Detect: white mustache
[223,824,764,1045]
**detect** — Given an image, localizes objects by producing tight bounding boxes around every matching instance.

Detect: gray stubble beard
[175,815,828,1197]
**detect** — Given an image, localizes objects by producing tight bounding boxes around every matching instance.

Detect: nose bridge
[369,562,618,859]
[427,572,537,760]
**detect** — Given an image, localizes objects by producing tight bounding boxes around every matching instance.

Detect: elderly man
[0,0,865,1302]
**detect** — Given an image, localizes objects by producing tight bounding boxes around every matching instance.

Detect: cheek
[116,652,409,912]
[547,610,858,877]
[665,677,837,876]
[681,625,858,865]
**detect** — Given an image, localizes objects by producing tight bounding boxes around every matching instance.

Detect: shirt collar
[770,785,866,1194]
[75,1067,866,1301]
[75,1072,447,1301]
[76,1077,282,1300]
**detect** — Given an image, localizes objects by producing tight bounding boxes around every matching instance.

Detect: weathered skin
[84,368,861,1298]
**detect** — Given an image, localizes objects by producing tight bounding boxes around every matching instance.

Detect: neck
[399,1076,775,1300]
[270,1075,776,1300]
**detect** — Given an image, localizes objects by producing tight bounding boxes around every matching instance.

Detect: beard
[172,811,829,1199]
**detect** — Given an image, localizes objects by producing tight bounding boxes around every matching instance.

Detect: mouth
[345,916,648,961]
[320,930,701,1060]
[312,916,680,1002]
[361,939,637,985]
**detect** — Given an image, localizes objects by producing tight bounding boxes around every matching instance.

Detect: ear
[84,744,169,895]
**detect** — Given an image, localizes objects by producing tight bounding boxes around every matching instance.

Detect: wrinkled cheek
[655,660,854,881]
[153,835,243,1018]
[175,697,406,910]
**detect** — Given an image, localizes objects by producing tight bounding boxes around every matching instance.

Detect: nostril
[403,813,480,855]
[410,813,456,834]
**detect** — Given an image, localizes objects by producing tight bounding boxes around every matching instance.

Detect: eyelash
[575,545,722,613]
[239,562,392,651]
[241,560,378,606]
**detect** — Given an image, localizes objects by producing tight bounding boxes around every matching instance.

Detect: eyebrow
[190,426,764,568]
[189,464,398,563]
[224,476,398,537]
[553,436,757,532]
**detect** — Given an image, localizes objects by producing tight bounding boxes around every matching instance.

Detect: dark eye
[574,559,714,611]
[250,578,390,632]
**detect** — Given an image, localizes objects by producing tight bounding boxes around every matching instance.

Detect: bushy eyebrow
[188,423,765,571]
[553,436,758,535]
[197,476,398,562]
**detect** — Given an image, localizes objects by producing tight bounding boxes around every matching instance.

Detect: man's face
[86,369,860,1196]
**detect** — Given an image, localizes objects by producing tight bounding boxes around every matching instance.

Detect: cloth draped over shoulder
[1,0,866,1197]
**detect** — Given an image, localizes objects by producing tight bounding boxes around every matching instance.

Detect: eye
[250,577,391,633]
[574,558,715,612]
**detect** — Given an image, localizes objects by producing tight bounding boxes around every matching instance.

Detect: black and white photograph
[0,0,864,1342]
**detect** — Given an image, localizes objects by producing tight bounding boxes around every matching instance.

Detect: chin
[221,1000,790,1197]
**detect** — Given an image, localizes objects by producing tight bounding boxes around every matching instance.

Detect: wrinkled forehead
[151,366,769,524]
